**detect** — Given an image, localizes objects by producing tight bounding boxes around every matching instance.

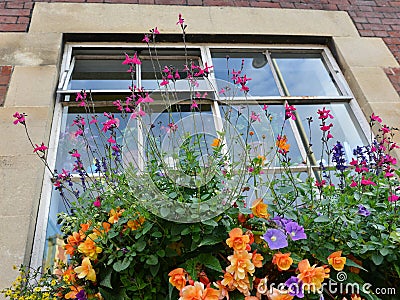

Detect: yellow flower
[328,251,346,271]
[211,138,221,147]
[108,207,124,224]
[272,252,293,271]
[226,250,255,280]
[78,233,102,260]
[252,251,264,268]
[251,198,270,219]
[74,257,96,282]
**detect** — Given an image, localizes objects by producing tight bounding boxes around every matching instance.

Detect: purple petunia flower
[285,276,304,298]
[76,290,87,300]
[285,221,307,241]
[262,229,288,250]
[357,204,371,217]
[271,216,290,228]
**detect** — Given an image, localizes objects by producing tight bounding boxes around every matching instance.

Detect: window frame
[31,41,372,270]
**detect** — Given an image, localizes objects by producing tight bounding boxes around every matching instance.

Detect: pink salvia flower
[285,104,296,120]
[262,104,269,111]
[320,123,333,132]
[177,14,184,25]
[93,197,101,207]
[388,194,399,202]
[142,34,150,43]
[107,136,116,144]
[350,180,358,187]
[250,111,261,122]
[74,129,83,137]
[317,107,334,120]
[370,113,382,123]
[381,125,391,134]
[33,143,48,153]
[71,150,81,158]
[90,116,97,124]
[153,27,160,34]
[13,112,25,125]
[160,78,169,86]
[361,177,376,186]
[191,100,198,110]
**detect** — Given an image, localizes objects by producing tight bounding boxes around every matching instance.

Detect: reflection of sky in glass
[220,104,304,165]
[274,57,340,96]
[212,52,280,96]
[295,103,367,165]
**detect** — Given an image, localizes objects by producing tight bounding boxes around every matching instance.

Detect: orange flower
[65,231,83,255]
[351,294,363,300]
[252,251,264,268]
[251,198,270,219]
[221,271,235,290]
[62,266,76,284]
[74,257,96,282]
[328,251,346,271]
[266,288,294,300]
[297,259,330,291]
[202,286,220,300]
[93,222,111,236]
[226,228,250,251]
[272,253,293,271]
[65,285,83,299]
[127,216,145,231]
[227,250,255,280]
[108,207,124,224]
[214,280,230,299]
[234,276,251,296]
[179,282,216,300]
[77,233,102,260]
[245,297,259,300]
[211,138,221,147]
[276,135,290,153]
[168,268,187,291]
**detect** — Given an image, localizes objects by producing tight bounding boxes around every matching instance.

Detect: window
[39,43,369,268]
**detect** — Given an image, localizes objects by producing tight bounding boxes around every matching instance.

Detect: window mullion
[265,51,286,96]
[61,57,76,91]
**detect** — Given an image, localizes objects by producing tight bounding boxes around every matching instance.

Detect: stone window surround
[0,2,399,290]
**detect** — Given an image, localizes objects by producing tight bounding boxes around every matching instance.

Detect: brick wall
[0,0,399,93]
[0,66,12,106]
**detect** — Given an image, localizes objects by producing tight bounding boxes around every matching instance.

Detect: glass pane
[272,53,341,96]
[69,59,133,90]
[295,103,368,166]
[219,104,304,165]
[211,51,280,96]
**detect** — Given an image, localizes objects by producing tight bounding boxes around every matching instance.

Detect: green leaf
[201,219,218,227]
[184,258,197,280]
[314,216,330,222]
[135,238,146,252]
[146,255,158,265]
[379,248,390,256]
[160,207,170,218]
[156,249,165,257]
[141,222,153,235]
[371,253,384,265]
[99,287,127,300]
[394,264,400,278]
[152,231,163,238]
[181,227,191,235]
[150,263,160,277]
[113,257,131,272]
[198,254,223,272]
[198,235,222,247]
[99,268,113,289]
[345,259,368,272]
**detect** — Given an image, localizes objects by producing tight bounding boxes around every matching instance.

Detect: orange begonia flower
[65,285,83,299]
[179,282,212,300]
[74,257,96,282]
[108,207,124,224]
[252,251,264,268]
[77,233,102,260]
[127,216,145,231]
[251,198,270,219]
[266,288,294,300]
[276,135,290,153]
[221,271,235,291]
[226,228,250,251]
[272,252,293,271]
[65,231,83,255]
[211,138,221,147]
[297,259,330,291]
[168,268,187,291]
[227,250,255,280]
[62,266,76,284]
[328,251,346,271]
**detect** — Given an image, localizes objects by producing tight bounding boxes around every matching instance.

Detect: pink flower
[191,100,198,110]
[71,150,81,159]
[160,77,169,86]
[381,125,391,134]
[320,123,333,132]
[385,171,394,177]
[153,27,160,34]
[262,104,269,111]
[168,122,178,132]
[285,104,296,120]
[317,107,334,120]
[142,34,150,43]
[315,180,326,187]
[122,52,141,65]
[250,111,261,122]
[90,116,98,124]
[93,197,101,207]
[13,112,25,125]
[360,176,376,186]
[176,14,184,25]
[174,70,180,79]
[350,180,358,187]
[74,129,83,137]
[107,136,116,144]
[33,143,48,153]
[327,132,333,139]
[388,194,399,202]
[370,113,382,123]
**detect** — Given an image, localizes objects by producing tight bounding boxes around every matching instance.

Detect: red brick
[358,29,375,36]
[155,0,187,4]
[187,0,203,5]
[5,2,25,9]
[0,16,17,23]
[24,2,34,9]
[1,66,12,75]
[0,23,27,31]
[17,16,30,24]
[367,17,382,24]
[373,30,390,37]
[86,0,105,2]
[352,16,368,23]
[251,2,281,8]
[382,18,400,25]
[391,1,400,5]
[362,23,391,30]
[0,9,31,16]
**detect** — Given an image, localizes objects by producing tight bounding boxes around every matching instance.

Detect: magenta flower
[262,229,288,250]
[370,113,382,123]
[320,123,333,131]
[70,150,81,159]
[142,34,150,43]
[360,176,376,186]
[317,107,334,120]
[191,100,198,110]
[93,197,101,208]
[89,116,97,124]
[33,143,48,153]
[176,13,184,25]
[13,112,26,125]
[285,222,307,241]
[285,104,296,120]
[122,52,141,65]
[107,136,116,144]
[152,27,160,34]
[388,194,399,202]
[250,111,261,122]
[350,180,358,187]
